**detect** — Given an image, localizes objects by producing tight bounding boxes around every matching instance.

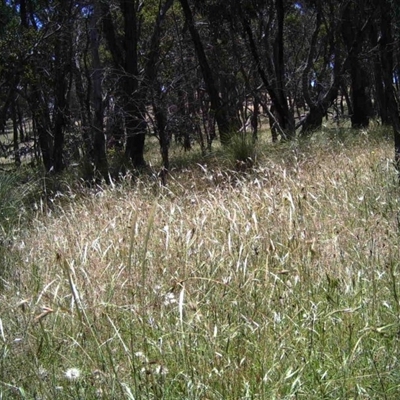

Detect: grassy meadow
[1,127,400,399]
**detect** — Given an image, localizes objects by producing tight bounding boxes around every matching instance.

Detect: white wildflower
[38,366,48,380]
[153,284,162,293]
[135,351,148,363]
[163,292,177,305]
[65,367,81,381]
[140,364,169,376]
[154,364,168,376]
[273,311,281,324]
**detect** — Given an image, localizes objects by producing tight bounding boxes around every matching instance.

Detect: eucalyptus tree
[195,0,248,135]
[0,0,55,169]
[341,0,373,128]
[88,0,109,181]
[0,2,23,164]
[374,0,400,170]
[101,0,174,168]
[0,1,95,172]
[162,8,206,152]
[299,1,348,134]
[179,0,240,145]
[142,0,175,181]
[236,0,297,140]
[51,0,75,172]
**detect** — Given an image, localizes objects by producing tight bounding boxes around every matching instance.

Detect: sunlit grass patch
[1,129,400,398]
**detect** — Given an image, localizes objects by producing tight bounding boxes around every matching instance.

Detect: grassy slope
[1,128,400,399]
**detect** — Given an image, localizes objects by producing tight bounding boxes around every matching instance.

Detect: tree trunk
[101,1,146,168]
[340,83,353,117]
[341,1,371,128]
[179,0,234,144]
[101,0,174,168]
[125,117,147,167]
[90,0,109,182]
[179,89,193,151]
[11,95,21,166]
[252,95,260,142]
[120,0,147,167]
[154,96,169,185]
[17,102,25,143]
[32,89,53,171]
[145,0,175,181]
[73,54,91,158]
[301,105,325,133]
[370,22,390,124]
[301,3,370,135]
[378,0,400,172]
[52,1,73,173]
[241,14,295,140]
[350,68,371,128]
[273,0,295,139]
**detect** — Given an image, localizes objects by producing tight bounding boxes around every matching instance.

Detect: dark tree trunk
[11,95,21,166]
[73,55,91,157]
[145,0,175,181]
[120,0,146,167]
[179,0,235,145]
[125,118,147,168]
[102,0,173,168]
[252,95,260,142]
[178,89,192,151]
[32,89,53,171]
[301,3,371,135]
[0,75,19,139]
[340,83,353,117]
[36,122,53,171]
[341,1,371,129]
[301,105,325,133]
[19,0,29,28]
[370,22,390,124]
[52,1,73,173]
[273,0,295,139]
[300,9,325,135]
[378,0,400,172]
[90,0,109,182]
[101,0,146,168]
[269,103,280,143]
[17,102,25,143]
[241,14,295,140]
[350,70,371,128]
[154,97,169,185]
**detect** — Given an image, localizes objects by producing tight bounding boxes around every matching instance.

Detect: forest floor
[1,125,400,399]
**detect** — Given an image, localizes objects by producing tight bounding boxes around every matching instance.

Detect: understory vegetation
[1,127,400,399]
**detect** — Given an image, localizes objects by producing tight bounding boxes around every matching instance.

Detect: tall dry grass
[1,129,400,399]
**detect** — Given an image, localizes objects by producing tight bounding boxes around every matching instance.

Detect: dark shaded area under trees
[0,0,399,181]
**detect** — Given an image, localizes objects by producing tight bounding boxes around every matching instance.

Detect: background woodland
[0,0,399,181]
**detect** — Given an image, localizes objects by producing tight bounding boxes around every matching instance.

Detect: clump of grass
[225,133,257,170]
[1,128,400,398]
[0,172,26,235]
[0,169,36,283]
